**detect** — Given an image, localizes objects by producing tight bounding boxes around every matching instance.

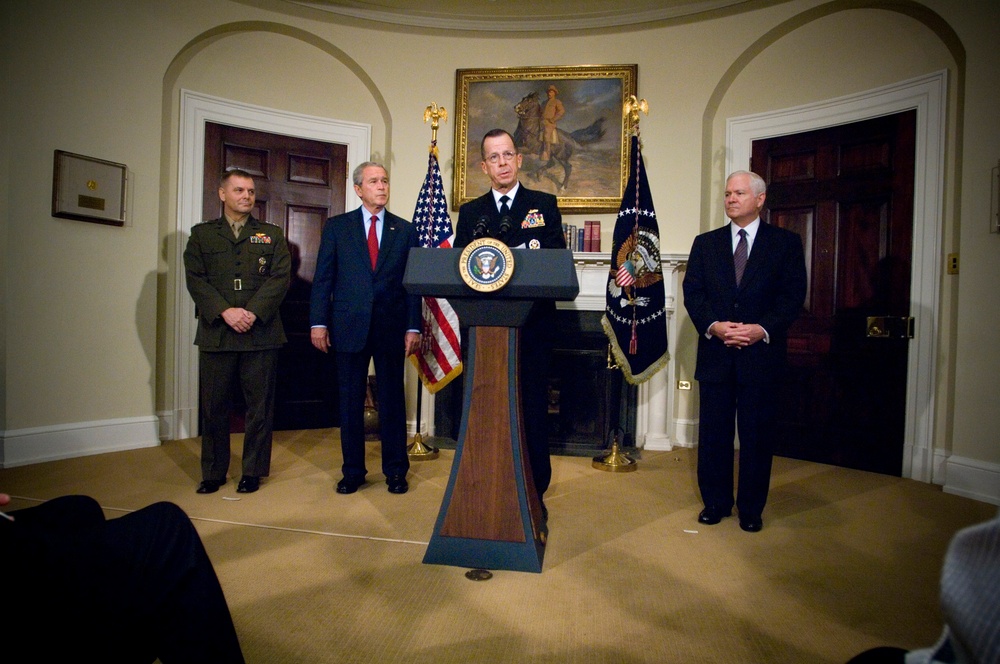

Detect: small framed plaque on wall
[52,150,127,226]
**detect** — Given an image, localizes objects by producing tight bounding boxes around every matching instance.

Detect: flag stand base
[592,434,637,472]
[408,431,439,460]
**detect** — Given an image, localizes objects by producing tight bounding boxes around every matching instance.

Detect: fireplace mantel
[558,252,690,451]
[422,251,691,452]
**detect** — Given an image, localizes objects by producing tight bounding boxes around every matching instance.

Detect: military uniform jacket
[184,216,291,351]
[455,184,565,250]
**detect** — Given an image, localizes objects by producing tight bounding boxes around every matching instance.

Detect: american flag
[601,134,668,384]
[409,145,463,393]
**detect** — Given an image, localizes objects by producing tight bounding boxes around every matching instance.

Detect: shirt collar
[492,182,520,209]
[362,207,385,225]
[731,217,761,242]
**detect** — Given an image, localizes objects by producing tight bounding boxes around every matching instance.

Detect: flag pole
[593,343,638,471]
[593,96,648,472]
[407,102,450,461]
[408,383,438,460]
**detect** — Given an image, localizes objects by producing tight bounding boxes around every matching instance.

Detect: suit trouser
[335,327,410,480]
[520,316,554,498]
[199,349,278,480]
[697,380,776,518]
[4,496,244,663]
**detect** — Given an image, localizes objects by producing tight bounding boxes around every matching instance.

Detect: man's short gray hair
[352,161,387,187]
[727,170,767,197]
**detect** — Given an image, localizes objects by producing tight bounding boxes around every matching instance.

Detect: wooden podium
[404,247,579,573]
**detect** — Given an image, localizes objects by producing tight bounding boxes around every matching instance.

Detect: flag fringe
[601,314,669,385]
[410,356,463,394]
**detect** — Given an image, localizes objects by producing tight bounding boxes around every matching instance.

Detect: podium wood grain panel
[440,326,525,542]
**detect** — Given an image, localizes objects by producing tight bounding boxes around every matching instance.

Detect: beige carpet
[1,430,994,663]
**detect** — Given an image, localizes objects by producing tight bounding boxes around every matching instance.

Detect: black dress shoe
[739,515,763,532]
[698,506,732,525]
[196,479,224,494]
[386,475,408,494]
[336,476,365,494]
[236,476,260,493]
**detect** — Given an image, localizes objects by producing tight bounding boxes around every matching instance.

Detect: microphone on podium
[497,216,513,242]
[473,215,490,239]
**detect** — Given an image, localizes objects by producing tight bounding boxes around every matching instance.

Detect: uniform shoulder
[459,191,491,211]
[253,218,286,236]
[519,186,557,207]
[191,219,222,234]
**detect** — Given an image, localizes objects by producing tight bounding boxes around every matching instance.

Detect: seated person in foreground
[1,492,245,663]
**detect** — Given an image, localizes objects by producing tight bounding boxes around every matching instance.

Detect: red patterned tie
[734,228,748,286]
[367,216,379,269]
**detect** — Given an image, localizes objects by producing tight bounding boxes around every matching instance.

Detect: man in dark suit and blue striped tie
[683,170,807,532]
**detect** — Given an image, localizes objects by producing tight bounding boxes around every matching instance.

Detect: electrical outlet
[947,253,959,275]
[677,380,692,390]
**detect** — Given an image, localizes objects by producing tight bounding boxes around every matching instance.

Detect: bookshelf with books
[562,220,602,253]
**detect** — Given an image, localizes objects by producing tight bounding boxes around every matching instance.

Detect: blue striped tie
[734,229,748,286]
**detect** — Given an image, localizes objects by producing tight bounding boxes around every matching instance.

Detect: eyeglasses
[484,150,517,164]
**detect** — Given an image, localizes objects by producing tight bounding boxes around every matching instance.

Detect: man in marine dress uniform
[184,168,291,495]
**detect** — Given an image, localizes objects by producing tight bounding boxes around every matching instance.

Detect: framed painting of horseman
[453,64,637,213]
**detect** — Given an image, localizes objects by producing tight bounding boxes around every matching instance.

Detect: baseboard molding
[0,417,160,468]
[642,433,674,451]
[942,455,1000,506]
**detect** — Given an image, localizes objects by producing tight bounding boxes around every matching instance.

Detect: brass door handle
[867,316,915,339]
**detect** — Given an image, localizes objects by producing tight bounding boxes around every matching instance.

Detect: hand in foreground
[1,493,13,521]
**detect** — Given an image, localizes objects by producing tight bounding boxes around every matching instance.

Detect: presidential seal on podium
[458,237,515,292]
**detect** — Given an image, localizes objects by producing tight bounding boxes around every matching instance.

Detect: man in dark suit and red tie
[454,128,566,516]
[683,170,807,532]
[309,162,422,495]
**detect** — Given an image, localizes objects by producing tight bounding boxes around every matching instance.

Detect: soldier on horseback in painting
[540,84,565,161]
[512,88,607,190]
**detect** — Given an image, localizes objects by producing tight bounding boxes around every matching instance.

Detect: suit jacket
[309,207,421,353]
[455,184,565,250]
[184,216,291,351]
[683,221,807,385]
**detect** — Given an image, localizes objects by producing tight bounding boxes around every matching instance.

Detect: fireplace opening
[430,310,638,456]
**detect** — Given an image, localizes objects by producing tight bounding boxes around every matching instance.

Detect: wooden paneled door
[751,110,916,475]
[203,122,348,430]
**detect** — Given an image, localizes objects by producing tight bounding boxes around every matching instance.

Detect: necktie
[499,195,511,216]
[367,216,379,269]
[231,222,243,238]
[734,228,748,286]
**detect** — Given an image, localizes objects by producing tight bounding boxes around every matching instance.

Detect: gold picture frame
[453,64,638,213]
[52,150,127,226]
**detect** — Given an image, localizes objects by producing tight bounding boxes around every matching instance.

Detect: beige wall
[2,0,997,499]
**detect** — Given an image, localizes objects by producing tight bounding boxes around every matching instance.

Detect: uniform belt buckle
[233,278,242,291]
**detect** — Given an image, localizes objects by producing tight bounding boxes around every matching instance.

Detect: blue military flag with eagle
[601,134,668,384]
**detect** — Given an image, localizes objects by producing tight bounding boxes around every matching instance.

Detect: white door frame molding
[169,89,370,440]
[727,70,947,483]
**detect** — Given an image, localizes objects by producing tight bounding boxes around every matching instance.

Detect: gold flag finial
[623,95,649,135]
[423,103,448,149]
